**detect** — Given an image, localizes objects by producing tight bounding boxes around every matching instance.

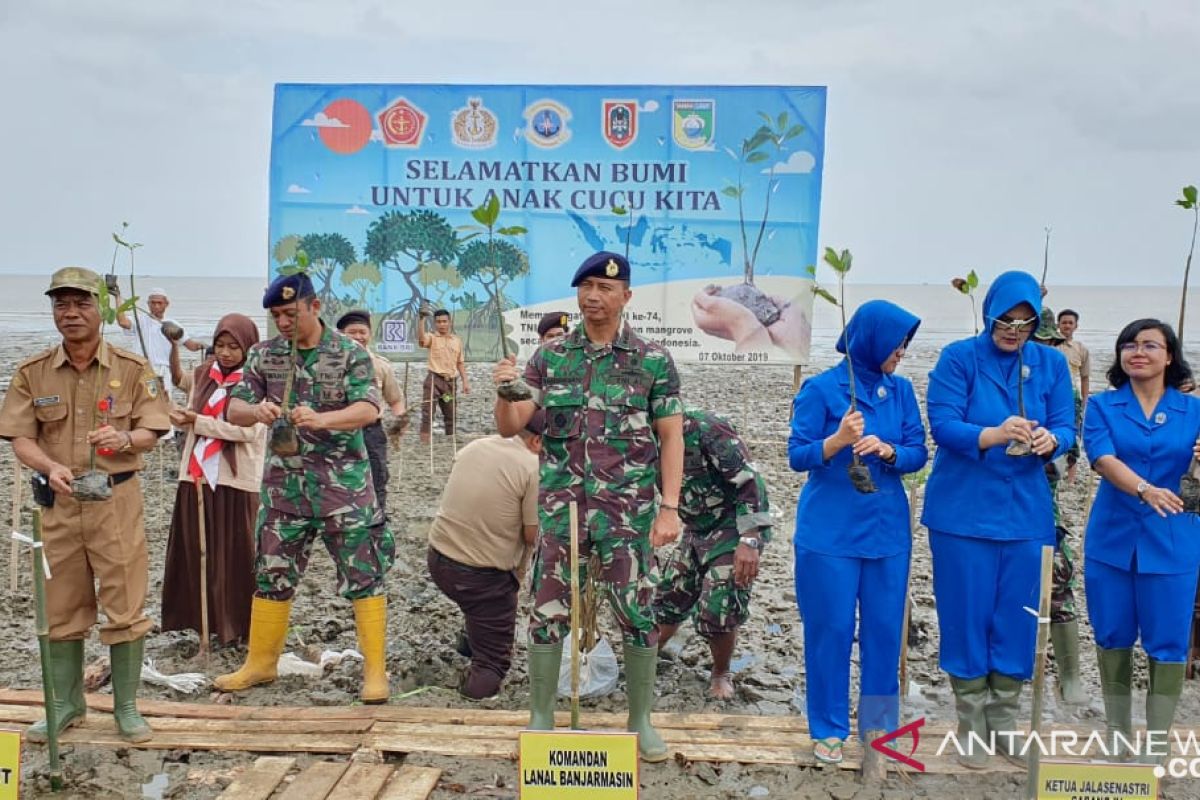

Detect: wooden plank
[368,720,811,748]
[56,729,361,754]
[217,755,295,800]
[377,765,441,800]
[0,704,43,723]
[275,760,349,800]
[372,735,518,760]
[326,763,394,800]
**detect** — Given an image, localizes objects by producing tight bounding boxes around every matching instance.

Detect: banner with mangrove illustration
[268,84,826,364]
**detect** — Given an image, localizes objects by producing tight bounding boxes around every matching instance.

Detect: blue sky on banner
[269,84,825,308]
[1,1,1198,285]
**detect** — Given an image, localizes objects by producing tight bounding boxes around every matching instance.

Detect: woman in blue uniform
[1083,319,1200,762]
[923,270,1074,767]
[789,300,928,764]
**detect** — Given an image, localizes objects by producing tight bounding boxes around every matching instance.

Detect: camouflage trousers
[1052,525,1078,623]
[254,504,395,601]
[652,529,750,637]
[529,531,658,648]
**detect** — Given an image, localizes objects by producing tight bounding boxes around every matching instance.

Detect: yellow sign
[519,730,639,799]
[0,729,21,800]
[1038,760,1158,800]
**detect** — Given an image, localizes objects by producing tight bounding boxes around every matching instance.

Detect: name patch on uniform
[33,395,61,407]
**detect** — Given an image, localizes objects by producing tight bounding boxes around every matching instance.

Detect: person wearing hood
[163,313,266,644]
[923,270,1075,768]
[788,299,928,765]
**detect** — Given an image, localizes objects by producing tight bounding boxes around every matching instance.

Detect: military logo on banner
[524,99,572,148]
[376,97,427,148]
[452,97,498,149]
[603,100,638,149]
[672,99,715,150]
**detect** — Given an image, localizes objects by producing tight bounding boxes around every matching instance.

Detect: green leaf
[745,127,773,153]
[758,111,774,127]
[611,205,628,216]
[783,123,805,141]
[483,194,501,226]
[497,226,527,236]
[822,246,841,270]
[720,186,744,199]
[967,269,979,288]
[811,286,838,305]
[116,297,137,313]
[839,249,853,273]
[1184,185,1198,204]
[746,151,771,164]
[295,250,310,270]
[777,111,788,130]
[470,206,490,226]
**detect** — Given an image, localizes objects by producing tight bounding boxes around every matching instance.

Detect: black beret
[570,251,629,287]
[537,311,571,338]
[262,273,315,308]
[336,309,372,330]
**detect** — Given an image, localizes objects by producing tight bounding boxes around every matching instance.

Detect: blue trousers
[929,530,1042,680]
[1085,557,1199,663]
[795,546,909,741]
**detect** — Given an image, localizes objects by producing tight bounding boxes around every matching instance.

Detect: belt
[110,471,136,487]
[430,547,504,575]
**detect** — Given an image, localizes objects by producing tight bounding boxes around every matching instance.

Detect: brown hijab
[190,313,260,414]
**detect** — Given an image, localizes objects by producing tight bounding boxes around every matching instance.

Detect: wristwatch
[1136,481,1150,502]
[119,432,134,453]
[738,536,761,551]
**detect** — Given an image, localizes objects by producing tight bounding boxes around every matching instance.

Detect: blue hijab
[836,300,921,393]
[980,270,1042,368]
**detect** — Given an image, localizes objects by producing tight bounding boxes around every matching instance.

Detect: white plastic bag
[141,660,207,694]
[275,648,362,678]
[556,634,618,698]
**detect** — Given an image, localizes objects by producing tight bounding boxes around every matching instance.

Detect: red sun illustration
[318,99,372,155]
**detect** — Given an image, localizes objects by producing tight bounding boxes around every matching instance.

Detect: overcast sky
[2,0,1197,285]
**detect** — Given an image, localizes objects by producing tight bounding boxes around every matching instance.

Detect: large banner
[268,84,826,364]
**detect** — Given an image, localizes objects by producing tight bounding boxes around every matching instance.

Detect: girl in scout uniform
[788,299,927,764]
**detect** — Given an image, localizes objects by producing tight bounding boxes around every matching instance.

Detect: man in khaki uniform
[1055,309,1091,481]
[418,308,469,443]
[337,310,407,519]
[0,267,170,743]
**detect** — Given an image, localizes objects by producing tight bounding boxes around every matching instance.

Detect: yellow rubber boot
[353,595,390,704]
[213,597,292,692]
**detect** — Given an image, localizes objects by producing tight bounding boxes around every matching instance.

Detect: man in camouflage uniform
[215,273,395,704]
[653,408,771,699]
[1033,308,1085,705]
[493,250,683,762]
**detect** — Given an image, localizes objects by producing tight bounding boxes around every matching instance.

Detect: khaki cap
[45,267,102,296]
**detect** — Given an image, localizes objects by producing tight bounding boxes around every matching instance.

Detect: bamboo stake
[898,484,918,698]
[9,460,21,592]
[569,501,581,731]
[428,373,435,476]
[451,376,458,456]
[194,475,210,669]
[396,362,409,486]
[1026,544,1055,799]
[31,508,63,789]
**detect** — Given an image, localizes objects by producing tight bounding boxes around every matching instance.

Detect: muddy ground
[1,334,1198,799]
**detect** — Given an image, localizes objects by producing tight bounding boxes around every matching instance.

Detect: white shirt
[123,315,186,387]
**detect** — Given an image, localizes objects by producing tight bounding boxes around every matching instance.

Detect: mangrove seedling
[1176,185,1198,341]
[269,250,310,457]
[112,224,153,368]
[950,270,981,334]
[461,194,531,400]
[1005,348,1033,457]
[714,111,806,326]
[809,247,877,494]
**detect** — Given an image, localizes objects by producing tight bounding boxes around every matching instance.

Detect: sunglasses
[990,316,1038,332]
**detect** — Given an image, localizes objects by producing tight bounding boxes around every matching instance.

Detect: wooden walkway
[0,688,1130,777]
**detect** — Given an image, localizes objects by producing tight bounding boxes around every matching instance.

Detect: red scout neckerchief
[187,362,242,489]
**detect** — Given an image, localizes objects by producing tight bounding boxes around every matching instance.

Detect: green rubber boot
[1096,647,1134,761]
[110,638,152,743]
[624,643,668,763]
[26,640,87,744]
[1143,658,1185,765]
[1050,621,1087,706]
[986,672,1026,767]
[949,676,991,769]
[527,642,563,731]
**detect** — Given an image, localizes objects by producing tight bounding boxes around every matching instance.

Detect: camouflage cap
[45,266,102,296]
[1034,306,1064,343]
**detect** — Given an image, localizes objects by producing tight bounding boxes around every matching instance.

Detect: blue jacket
[922,271,1075,542]
[790,300,929,558]
[1084,384,1200,574]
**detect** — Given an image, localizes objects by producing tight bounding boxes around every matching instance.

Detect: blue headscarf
[980,270,1042,361]
[836,300,921,392]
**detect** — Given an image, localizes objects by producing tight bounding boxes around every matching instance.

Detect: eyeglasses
[990,316,1038,332]
[1119,341,1166,355]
